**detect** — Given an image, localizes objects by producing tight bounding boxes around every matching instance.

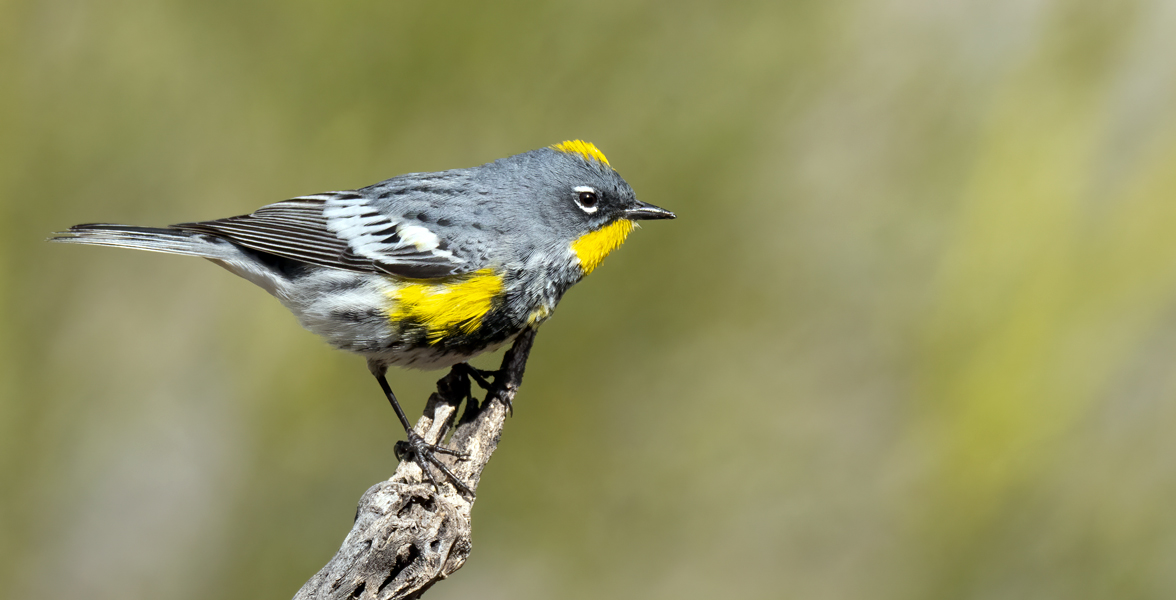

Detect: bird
[50,140,675,495]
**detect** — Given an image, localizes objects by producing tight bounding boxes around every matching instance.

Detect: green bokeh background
[5,1,1176,598]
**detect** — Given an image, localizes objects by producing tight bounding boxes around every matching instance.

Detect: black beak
[625,201,676,220]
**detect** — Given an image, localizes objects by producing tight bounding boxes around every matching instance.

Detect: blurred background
[4,0,1176,598]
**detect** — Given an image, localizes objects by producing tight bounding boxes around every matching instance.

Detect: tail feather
[50,223,301,297]
[48,224,227,259]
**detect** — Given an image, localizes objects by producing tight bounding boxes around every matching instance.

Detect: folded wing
[175,192,473,279]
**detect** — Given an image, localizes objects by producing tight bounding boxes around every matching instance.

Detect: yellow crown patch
[550,140,610,166]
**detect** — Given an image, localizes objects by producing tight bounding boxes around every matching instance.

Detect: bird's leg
[369,363,473,497]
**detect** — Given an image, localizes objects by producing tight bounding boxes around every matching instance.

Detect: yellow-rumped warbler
[51,140,674,494]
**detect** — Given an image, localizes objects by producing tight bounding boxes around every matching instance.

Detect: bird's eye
[573,187,599,213]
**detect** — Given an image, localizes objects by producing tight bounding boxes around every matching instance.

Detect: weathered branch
[294,327,539,600]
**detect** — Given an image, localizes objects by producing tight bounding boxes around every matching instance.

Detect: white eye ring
[573,186,599,213]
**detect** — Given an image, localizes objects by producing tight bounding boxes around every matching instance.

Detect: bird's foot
[454,363,501,390]
[449,362,510,414]
[454,363,512,415]
[394,430,474,497]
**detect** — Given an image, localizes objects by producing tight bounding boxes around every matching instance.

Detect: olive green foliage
[4,1,1176,598]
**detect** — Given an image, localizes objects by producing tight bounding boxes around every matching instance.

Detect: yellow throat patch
[386,269,503,343]
[572,219,635,275]
[550,140,610,166]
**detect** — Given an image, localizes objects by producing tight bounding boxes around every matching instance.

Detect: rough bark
[294,327,538,600]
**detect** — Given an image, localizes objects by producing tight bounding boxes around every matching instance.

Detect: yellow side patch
[387,269,503,343]
[550,140,610,166]
[571,219,635,275]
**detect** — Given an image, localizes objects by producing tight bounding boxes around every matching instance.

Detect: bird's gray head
[483,140,675,274]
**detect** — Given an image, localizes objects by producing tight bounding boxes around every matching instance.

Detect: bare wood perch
[294,327,539,600]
